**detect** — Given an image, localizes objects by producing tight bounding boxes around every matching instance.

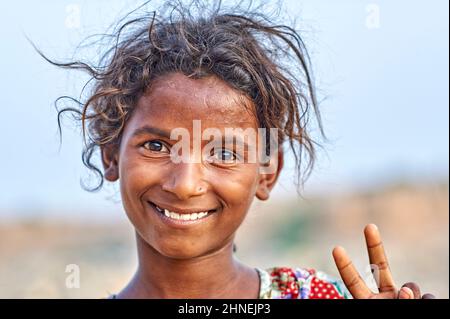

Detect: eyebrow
[131,125,253,149]
[131,125,172,139]
[208,136,253,153]
[222,135,249,148]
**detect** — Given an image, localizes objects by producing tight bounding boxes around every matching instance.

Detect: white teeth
[164,209,170,217]
[156,206,210,221]
[170,212,178,219]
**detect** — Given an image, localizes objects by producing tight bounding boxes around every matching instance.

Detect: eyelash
[140,140,240,164]
[209,148,238,164]
[141,140,170,154]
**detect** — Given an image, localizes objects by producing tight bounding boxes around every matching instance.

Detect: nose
[161,162,208,200]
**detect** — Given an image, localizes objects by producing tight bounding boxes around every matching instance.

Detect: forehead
[133,72,257,129]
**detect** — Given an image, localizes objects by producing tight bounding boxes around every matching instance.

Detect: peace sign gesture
[332,224,435,299]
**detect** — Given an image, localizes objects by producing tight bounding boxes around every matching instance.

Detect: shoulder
[257,266,352,299]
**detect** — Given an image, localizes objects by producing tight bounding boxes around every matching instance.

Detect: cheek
[118,151,160,211]
[213,164,260,213]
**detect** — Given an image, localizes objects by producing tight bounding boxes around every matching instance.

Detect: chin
[136,227,230,260]
[154,243,209,260]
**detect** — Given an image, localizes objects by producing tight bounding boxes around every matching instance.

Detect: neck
[117,233,259,299]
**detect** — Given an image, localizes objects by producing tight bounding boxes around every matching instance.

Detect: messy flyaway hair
[35,0,325,193]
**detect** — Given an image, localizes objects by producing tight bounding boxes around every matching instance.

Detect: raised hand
[332,224,435,299]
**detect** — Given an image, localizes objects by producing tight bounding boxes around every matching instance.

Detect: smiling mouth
[148,201,217,222]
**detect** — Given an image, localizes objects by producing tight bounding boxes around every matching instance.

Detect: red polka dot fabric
[309,277,344,299]
[259,267,351,299]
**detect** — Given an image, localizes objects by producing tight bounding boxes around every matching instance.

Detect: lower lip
[147,202,217,228]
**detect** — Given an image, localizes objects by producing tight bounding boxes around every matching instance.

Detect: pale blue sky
[0,0,448,218]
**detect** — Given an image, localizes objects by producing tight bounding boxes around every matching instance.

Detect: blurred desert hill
[0,180,448,298]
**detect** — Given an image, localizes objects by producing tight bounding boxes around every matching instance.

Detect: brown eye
[211,149,237,163]
[142,140,169,153]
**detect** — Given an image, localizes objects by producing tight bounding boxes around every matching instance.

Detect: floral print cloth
[257,267,351,299]
[108,266,351,299]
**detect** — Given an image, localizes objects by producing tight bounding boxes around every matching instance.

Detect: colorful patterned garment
[108,267,351,299]
[256,267,352,299]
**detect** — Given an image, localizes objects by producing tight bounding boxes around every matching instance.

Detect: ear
[256,148,284,201]
[101,144,119,182]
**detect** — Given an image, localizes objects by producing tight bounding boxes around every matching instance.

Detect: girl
[42,1,435,299]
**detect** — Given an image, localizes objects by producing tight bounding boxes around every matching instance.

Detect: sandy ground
[0,181,448,298]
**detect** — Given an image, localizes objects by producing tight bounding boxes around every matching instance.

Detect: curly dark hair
[35,0,325,193]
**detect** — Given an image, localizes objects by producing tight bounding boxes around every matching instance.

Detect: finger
[332,246,373,299]
[402,282,421,299]
[398,286,414,299]
[422,293,436,299]
[364,224,396,293]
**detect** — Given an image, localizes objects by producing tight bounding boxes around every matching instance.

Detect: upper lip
[148,200,219,214]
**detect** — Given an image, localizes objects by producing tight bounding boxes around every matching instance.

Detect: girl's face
[103,72,280,259]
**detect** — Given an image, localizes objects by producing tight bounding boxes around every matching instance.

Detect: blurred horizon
[1,180,448,298]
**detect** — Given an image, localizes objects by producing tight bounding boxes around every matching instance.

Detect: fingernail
[399,287,414,299]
